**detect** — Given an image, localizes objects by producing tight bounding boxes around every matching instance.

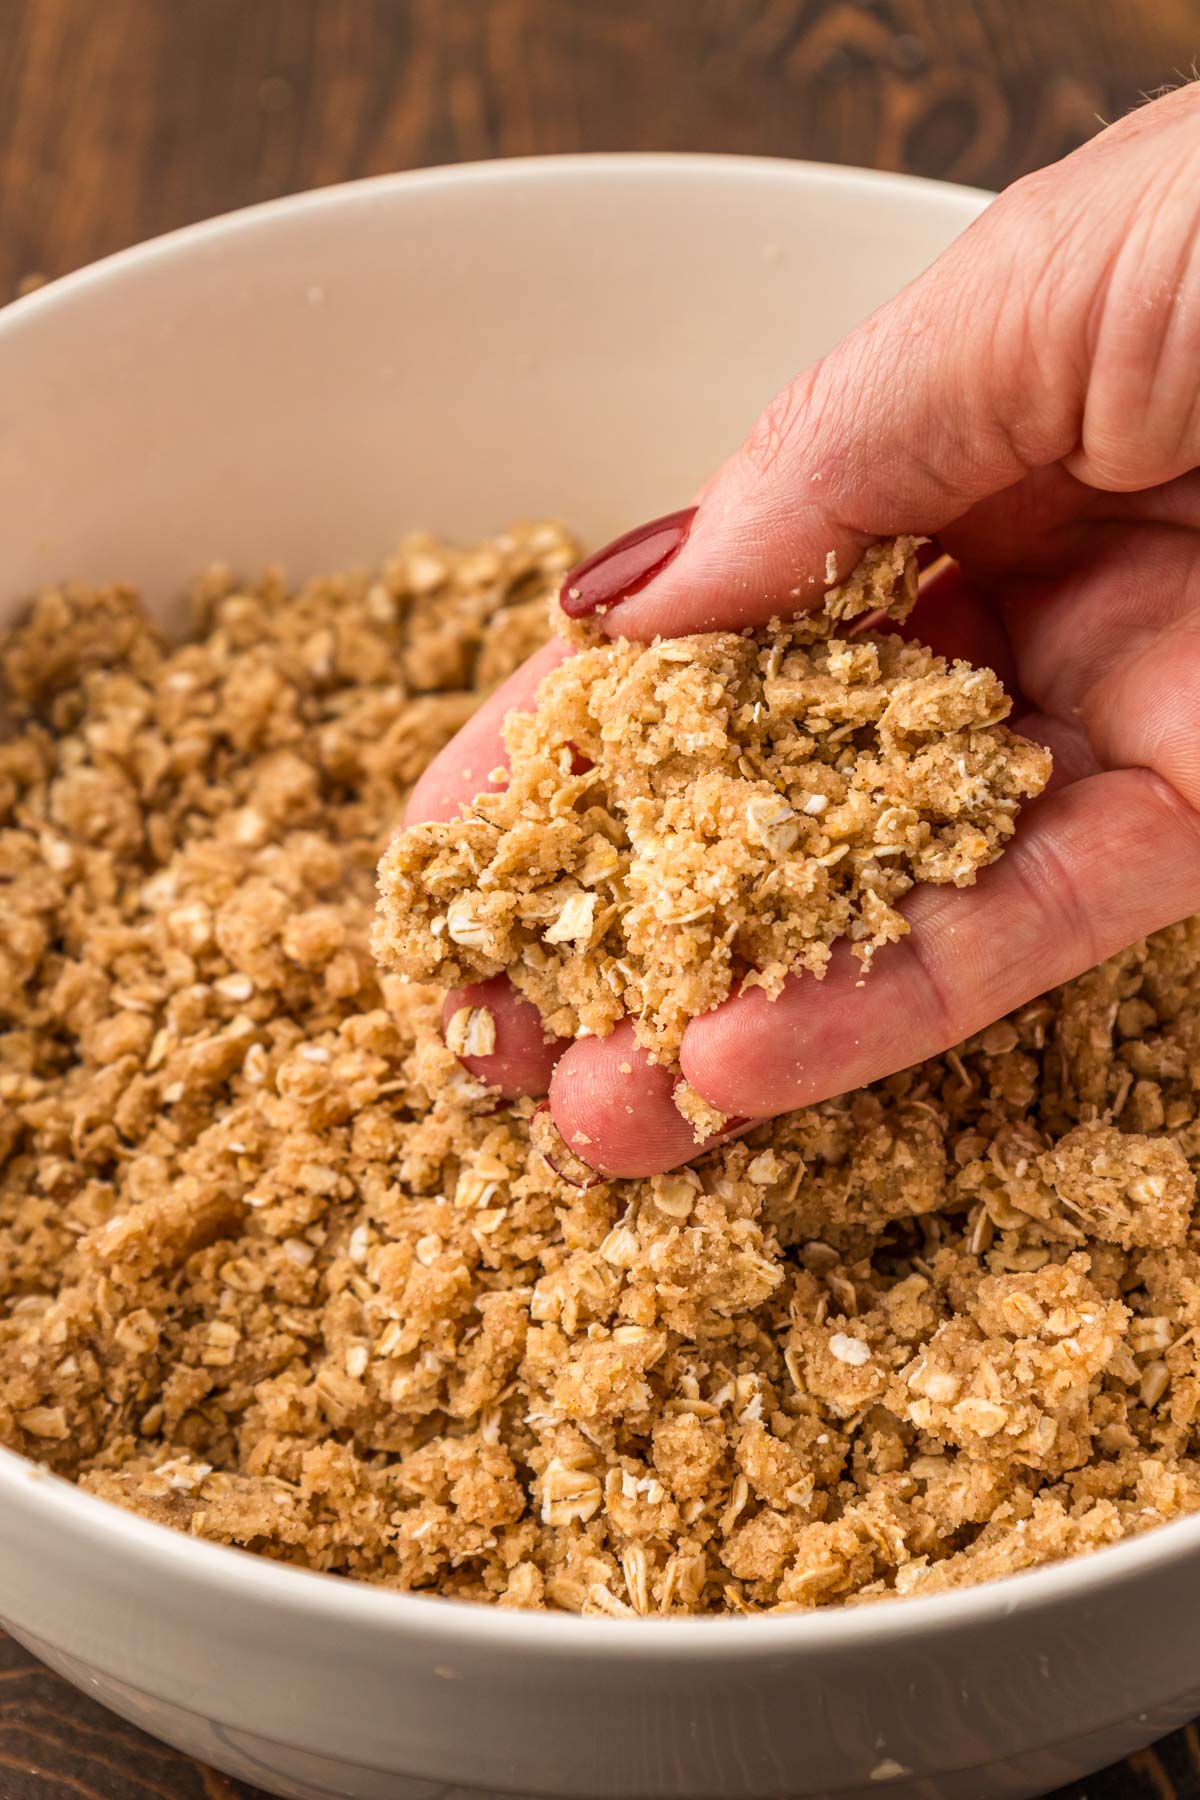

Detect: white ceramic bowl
[3,155,1198,1800]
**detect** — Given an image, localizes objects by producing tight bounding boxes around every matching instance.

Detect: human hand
[405,84,1200,1177]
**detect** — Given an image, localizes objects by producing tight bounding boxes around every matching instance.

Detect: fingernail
[530,1100,602,1189]
[695,1109,751,1144]
[706,1115,752,1144]
[560,507,696,619]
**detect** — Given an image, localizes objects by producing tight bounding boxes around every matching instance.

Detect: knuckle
[1013,827,1105,976]
[739,372,817,488]
[897,924,963,1054]
[994,161,1067,233]
[1075,434,1165,492]
[1139,766,1200,854]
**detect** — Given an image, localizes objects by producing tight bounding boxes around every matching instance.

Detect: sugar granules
[375,538,1050,1134]
[3,526,1200,1615]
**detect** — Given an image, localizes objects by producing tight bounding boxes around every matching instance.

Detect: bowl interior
[0,155,987,630]
[0,151,994,1626]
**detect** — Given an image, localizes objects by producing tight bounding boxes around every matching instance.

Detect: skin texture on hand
[404,83,1200,1176]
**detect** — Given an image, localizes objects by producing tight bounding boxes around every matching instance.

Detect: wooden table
[3,1,1200,1794]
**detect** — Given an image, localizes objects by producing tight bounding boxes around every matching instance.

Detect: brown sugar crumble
[375,537,1051,1135]
[4,524,1200,1616]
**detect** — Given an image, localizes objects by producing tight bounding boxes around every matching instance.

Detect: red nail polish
[529,1101,601,1188]
[560,507,696,619]
[701,1115,752,1146]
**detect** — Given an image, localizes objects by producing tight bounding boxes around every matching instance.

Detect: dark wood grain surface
[3,1,1200,1795]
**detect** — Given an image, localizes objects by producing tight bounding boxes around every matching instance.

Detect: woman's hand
[404,83,1200,1177]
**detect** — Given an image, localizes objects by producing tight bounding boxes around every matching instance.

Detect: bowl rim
[7,150,1198,1662]
[7,1439,1200,1659]
[0,148,994,338]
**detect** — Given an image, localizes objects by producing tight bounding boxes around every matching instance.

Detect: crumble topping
[3,526,1199,1617]
[375,538,1050,1115]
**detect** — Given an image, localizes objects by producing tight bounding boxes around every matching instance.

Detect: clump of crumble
[374,537,1051,1077]
[4,526,1200,1618]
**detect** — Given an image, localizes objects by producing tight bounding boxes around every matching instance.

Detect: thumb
[559,86,1200,641]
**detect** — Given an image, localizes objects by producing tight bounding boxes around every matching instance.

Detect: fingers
[996,521,1200,759]
[550,1025,690,1174]
[1063,108,1200,493]
[548,1022,756,1179]
[677,768,1200,1119]
[446,673,1196,1164]
[403,638,572,826]
[1079,575,1200,815]
[559,85,1200,643]
[441,984,755,1170]
[442,976,568,1098]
